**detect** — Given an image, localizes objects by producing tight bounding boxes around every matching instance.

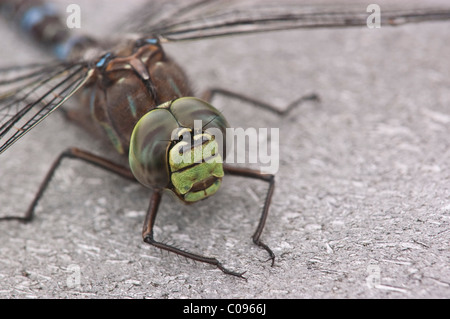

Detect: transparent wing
[0,61,91,154]
[123,0,450,42]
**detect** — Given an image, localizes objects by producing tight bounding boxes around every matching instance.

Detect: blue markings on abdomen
[53,35,83,60]
[20,3,57,32]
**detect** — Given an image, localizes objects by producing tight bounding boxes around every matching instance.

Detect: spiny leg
[223,165,276,266]
[0,147,135,222]
[142,190,247,280]
[201,88,319,116]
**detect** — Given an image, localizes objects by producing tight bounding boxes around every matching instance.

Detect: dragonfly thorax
[78,37,193,155]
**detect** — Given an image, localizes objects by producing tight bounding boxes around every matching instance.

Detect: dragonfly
[0,0,449,279]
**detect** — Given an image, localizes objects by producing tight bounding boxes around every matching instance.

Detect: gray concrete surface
[0,1,449,298]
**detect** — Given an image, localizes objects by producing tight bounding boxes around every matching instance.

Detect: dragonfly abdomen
[0,0,67,44]
[0,0,98,59]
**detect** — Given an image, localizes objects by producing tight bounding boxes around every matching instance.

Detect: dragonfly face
[129,97,230,203]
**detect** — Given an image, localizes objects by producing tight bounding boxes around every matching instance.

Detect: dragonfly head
[129,97,229,203]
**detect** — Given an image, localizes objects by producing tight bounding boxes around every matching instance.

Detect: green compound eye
[129,108,179,189]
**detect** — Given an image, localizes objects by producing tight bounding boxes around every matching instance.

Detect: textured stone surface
[0,1,449,298]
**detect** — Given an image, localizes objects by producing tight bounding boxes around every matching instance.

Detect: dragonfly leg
[0,147,135,223]
[223,165,276,267]
[201,88,319,116]
[142,190,247,280]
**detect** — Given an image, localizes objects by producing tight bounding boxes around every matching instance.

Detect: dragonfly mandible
[0,0,449,279]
